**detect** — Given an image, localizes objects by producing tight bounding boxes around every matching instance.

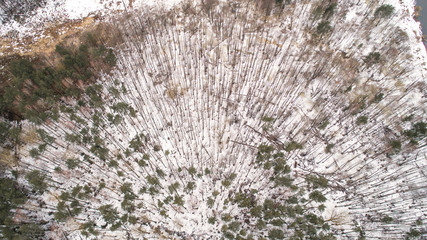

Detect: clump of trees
[403,121,426,145]
[0,30,117,124]
[221,145,334,239]
[0,176,45,239]
[25,170,47,194]
[311,1,337,37]
[312,2,337,20]
[0,26,120,238]
[0,121,20,149]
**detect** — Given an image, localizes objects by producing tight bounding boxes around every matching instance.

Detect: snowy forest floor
[0,0,426,239]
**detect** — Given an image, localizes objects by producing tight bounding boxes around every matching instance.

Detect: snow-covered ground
[0,0,183,37]
[2,0,427,239]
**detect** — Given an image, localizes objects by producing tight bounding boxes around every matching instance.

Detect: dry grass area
[0,148,17,168]
[20,126,40,145]
[0,16,98,57]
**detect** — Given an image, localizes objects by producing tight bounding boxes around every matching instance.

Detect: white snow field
[1,0,426,239]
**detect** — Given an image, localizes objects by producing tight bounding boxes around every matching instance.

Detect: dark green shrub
[374,93,384,103]
[305,175,328,188]
[316,21,332,34]
[146,175,160,186]
[188,165,197,175]
[128,215,137,224]
[9,59,34,79]
[404,122,426,140]
[285,141,303,152]
[356,116,368,125]
[402,114,414,122]
[208,217,216,224]
[81,221,99,237]
[405,228,421,239]
[223,231,234,239]
[319,119,329,129]
[228,221,240,232]
[364,52,381,66]
[120,182,134,196]
[153,145,161,151]
[168,182,180,194]
[92,45,107,58]
[207,197,215,208]
[98,204,119,224]
[105,49,117,66]
[221,213,233,222]
[325,143,334,153]
[256,219,266,230]
[186,181,196,192]
[7,223,45,239]
[83,32,98,47]
[262,116,274,122]
[76,51,90,69]
[63,54,76,70]
[390,140,401,152]
[156,168,166,178]
[274,176,294,187]
[222,179,231,187]
[66,158,80,169]
[25,170,48,194]
[309,190,326,202]
[312,6,324,19]
[173,195,184,206]
[381,216,393,224]
[374,4,394,19]
[0,177,27,225]
[55,45,71,56]
[0,122,20,145]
